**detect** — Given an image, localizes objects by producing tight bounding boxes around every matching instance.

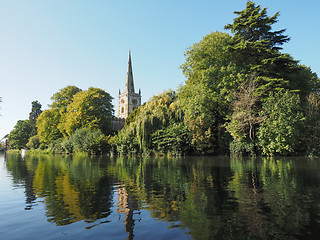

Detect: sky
[0,0,319,140]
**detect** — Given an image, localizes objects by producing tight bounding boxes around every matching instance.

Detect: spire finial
[125,50,134,93]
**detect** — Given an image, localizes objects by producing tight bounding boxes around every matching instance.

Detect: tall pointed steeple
[118,50,141,119]
[125,50,135,93]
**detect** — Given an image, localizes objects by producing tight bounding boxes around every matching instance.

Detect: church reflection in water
[116,184,141,240]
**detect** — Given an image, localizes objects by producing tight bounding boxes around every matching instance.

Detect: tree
[178,31,243,154]
[224,1,289,50]
[257,90,304,156]
[68,128,109,155]
[26,135,40,149]
[303,93,320,156]
[62,87,114,136]
[224,1,320,99]
[226,77,263,142]
[50,85,82,112]
[37,109,63,144]
[151,122,190,155]
[114,90,187,154]
[36,86,82,143]
[8,120,32,149]
[29,100,42,136]
[224,1,297,96]
[226,76,264,155]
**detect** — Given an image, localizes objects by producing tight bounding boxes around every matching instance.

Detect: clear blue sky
[0,0,319,139]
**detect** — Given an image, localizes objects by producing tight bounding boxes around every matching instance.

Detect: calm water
[1,153,320,240]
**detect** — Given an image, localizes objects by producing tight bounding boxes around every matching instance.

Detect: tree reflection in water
[5,153,320,239]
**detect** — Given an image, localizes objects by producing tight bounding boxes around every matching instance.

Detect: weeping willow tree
[113,90,189,155]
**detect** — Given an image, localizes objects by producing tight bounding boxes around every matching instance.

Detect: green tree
[36,86,82,143]
[114,90,187,154]
[26,135,40,149]
[37,109,63,144]
[8,120,32,149]
[224,0,291,79]
[224,1,319,98]
[178,31,243,154]
[62,87,114,136]
[50,85,82,136]
[257,90,304,156]
[303,93,320,156]
[68,128,110,155]
[224,1,289,51]
[226,76,265,155]
[151,122,190,155]
[226,77,263,143]
[50,85,82,112]
[29,100,42,136]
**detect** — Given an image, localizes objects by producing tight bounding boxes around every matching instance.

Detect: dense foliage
[6,2,320,156]
[8,120,33,149]
[8,101,42,150]
[257,90,304,155]
[113,1,320,156]
[36,86,113,150]
[112,90,190,155]
[8,86,113,154]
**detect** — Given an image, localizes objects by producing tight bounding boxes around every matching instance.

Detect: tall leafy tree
[8,120,32,149]
[29,100,42,136]
[178,32,243,154]
[114,90,186,154]
[226,76,264,143]
[62,87,114,136]
[50,85,82,112]
[224,1,289,50]
[303,93,320,156]
[257,90,304,156]
[37,109,63,144]
[36,86,82,143]
[224,1,295,94]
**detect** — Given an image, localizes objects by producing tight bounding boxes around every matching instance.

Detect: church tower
[117,51,141,119]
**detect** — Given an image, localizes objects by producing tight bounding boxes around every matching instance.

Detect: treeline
[5,1,320,156]
[112,1,320,157]
[7,86,114,155]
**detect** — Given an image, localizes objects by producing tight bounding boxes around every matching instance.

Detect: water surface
[1,153,320,239]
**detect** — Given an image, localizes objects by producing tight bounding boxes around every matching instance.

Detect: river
[1,152,320,239]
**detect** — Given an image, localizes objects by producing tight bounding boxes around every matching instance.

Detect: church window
[121,99,125,104]
[121,107,124,113]
[132,99,137,104]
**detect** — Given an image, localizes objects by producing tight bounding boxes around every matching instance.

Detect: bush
[69,128,110,155]
[48,138,64,153]
[257,90,304,156]
[229,139,255,156]
[26,135,40,149]
[60,137,73,154]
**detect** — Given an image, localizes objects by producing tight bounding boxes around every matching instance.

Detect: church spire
[125,50,135,93]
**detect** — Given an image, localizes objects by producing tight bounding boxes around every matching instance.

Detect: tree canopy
[36,86,113,145]
[113,90,189,155]
[29,100,42,136]
[8,120,32,149]
[175,1,320,156]
[62,87,114,136]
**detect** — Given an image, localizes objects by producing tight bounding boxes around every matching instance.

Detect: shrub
[69,128,110,155]
[229,139,255,156]
[26,135,40,149]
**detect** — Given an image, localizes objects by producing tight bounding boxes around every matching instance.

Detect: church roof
[125,50,135,93]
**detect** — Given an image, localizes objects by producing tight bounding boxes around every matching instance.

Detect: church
[117,51,141,119]
[113,51,141,131]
